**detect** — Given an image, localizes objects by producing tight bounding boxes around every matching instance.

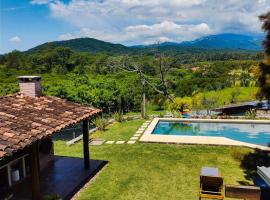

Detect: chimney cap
[17,76,41,82]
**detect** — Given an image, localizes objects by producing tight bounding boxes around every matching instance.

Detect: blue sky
[1,0,270,54]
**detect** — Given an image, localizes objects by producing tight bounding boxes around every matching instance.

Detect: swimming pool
[152,120,270,146]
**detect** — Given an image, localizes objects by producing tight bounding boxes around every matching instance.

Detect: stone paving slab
[145,120,151,123]
[127,140,136,144]
[105,141,114,144]
[136,130,144,134]
[89,139,105,146]
[130,136,139,140]
[138,128,145,131]
[134,134,141,137]
[116,141,125,144]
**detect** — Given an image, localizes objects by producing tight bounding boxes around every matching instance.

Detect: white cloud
[124,21,213,44]
[30,0,54,5]
[9,36,21,42]
[46,0,270,44]
[1,6,28,11]
[58,21,213,45]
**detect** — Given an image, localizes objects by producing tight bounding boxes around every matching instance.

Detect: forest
[0,42,263,115]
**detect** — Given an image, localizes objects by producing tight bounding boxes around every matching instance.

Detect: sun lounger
[257,166,270,186]
[199,167,224,200]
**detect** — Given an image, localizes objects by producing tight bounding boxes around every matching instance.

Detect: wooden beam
[22,156,26,178]
[225,185,261,200]
[83,118,90,169]
[29,141,41,200]
[7,165,12,187]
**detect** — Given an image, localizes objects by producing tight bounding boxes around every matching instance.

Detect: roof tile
[0,93,100,159]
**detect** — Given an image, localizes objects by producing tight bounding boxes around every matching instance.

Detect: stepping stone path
[103,120,152,145]
[136,130,144,134]
[116,141,125,144]
[126,120,152,144]
[105,141,114,144]
[90,139,105,146]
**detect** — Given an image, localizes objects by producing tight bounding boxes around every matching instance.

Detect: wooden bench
[225,185,261,200]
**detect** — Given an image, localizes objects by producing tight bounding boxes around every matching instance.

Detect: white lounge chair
[257,166,270,186]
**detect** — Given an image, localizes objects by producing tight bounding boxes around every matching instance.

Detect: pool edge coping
[139,118,270,151]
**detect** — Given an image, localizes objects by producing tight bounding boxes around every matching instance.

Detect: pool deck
[140,118,270,151]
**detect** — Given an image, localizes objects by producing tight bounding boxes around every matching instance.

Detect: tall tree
[257,12,270,101]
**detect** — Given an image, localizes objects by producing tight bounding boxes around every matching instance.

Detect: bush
[192,94,202,114]
[201,94,218,116]
[230,88,240,104]
[167,97,192,113]
[245,109,256,119]
[158,113,164,118]
[94,117,108,131]
[210,114,218,119]
[113,111,124,122]
[171,111,182,118]
[152,94,167,110]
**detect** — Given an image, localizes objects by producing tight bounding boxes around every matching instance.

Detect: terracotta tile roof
[0,93,101,159]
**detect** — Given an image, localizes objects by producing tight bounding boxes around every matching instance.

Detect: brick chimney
[17,76,42,97]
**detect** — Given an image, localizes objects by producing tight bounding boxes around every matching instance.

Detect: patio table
[201,167,221,177]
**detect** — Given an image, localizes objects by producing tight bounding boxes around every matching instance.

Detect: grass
[91,119,144,141]
[54,119,253,200]
[126,87,258,117]
[203,87,258,106]
[124,110,166,117]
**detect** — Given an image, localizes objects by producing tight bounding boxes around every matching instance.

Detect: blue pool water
[152,121,270,146]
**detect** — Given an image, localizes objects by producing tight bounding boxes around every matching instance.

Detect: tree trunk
[141,92,146,118]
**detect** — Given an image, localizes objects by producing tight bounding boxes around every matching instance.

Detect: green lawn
[91,119,144,141]
[203,87,258,106]
[179,87,258,108]
[125,87,258,117]
[54,119,255,200]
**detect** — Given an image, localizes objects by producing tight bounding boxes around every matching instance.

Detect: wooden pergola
[30,118,91,199]
[0,93,101,199]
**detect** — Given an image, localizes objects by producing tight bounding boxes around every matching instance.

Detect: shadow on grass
[239,149,270,200]
[240,149,270,181]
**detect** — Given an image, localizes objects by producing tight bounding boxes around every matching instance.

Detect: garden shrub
[94,117,108,131]
[113,111,124,122]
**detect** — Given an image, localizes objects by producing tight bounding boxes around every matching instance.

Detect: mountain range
[28,33,264,54]
[158,33,263,50]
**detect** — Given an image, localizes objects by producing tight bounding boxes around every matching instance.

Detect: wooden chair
[225,185,261,200]
[199,176,224,200]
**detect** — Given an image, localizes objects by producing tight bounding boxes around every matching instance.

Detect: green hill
[27,38,132,54]
[26,34,263,56]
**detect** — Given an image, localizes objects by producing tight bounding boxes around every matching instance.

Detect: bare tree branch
[105,47,175,102]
